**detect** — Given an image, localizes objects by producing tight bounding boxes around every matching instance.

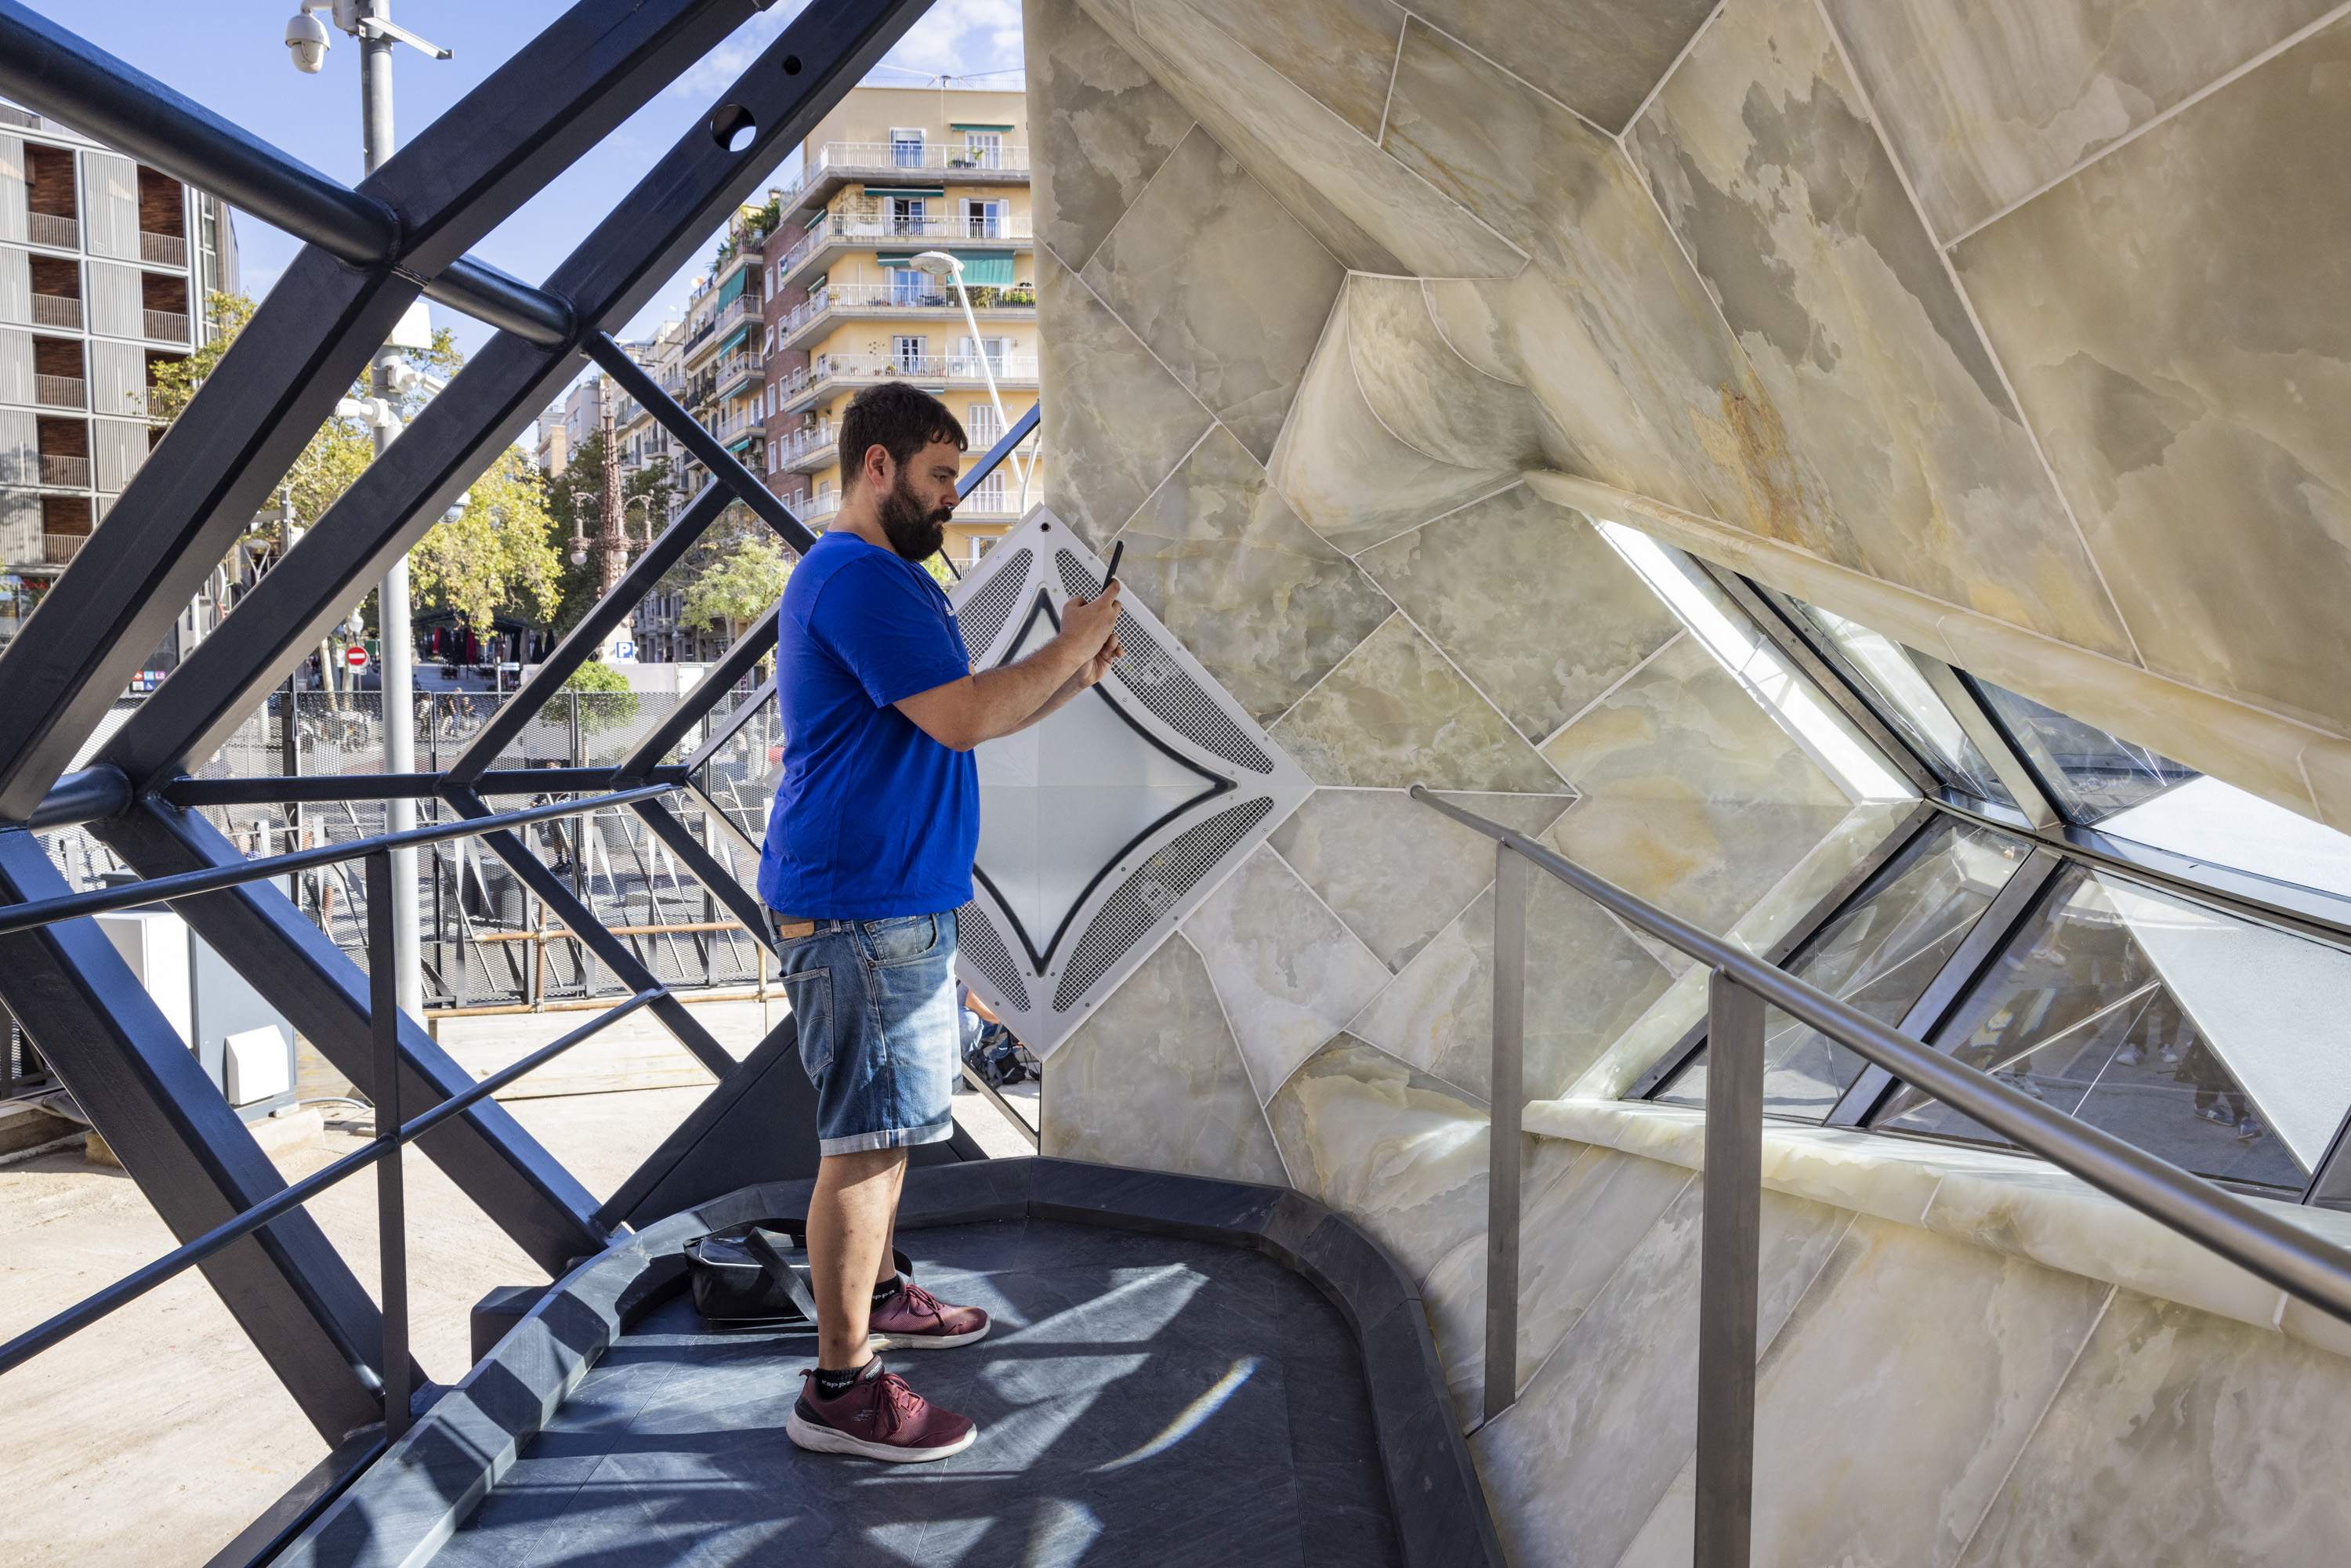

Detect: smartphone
[1103,539,1125,591]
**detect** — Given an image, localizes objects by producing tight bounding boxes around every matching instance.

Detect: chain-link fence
[38,680,783,1013]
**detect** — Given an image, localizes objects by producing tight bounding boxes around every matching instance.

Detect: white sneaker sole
[868,1320,991,1353]
[785,1409,976,1462]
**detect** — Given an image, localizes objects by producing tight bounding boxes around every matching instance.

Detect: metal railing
[774,421,837,465]
[42,531,87,564]
[0,784,683,1450]
[776,351,1037,407]
[143,307,190,342]
[139,230,187,268]
[38,453,89,487]
[32,374,85,409]
[1409,785,2351,1568]
[25,210,76,248]
[806,139,1029,177]
[29,292,79,328]
[778,281,1037,338]
[778,212,1031,274]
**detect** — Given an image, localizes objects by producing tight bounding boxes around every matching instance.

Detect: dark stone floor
[429,1218,1404,1567]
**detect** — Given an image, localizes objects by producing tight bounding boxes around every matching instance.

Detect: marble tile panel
[1404,0,1722,132]
[1266,1034,1492,1280]
[1110,423,1393,722]
[1541,635,1855,935]
[1359,485,1684,741]
[1617,1217,2111,1568]
[1471,1181,1854,1568]
[1953,20,2351,736]
[1081,125,1345,462]
[1035,246,1215,551]
[1077,0,1408,275]
[1024,0,1196,273]
[1180,846,1392,1102]
[1266,786,1573,972]
[1821,0,2341,241]
[1340,275,1551,475]
[1380,19,1764,523]
[1129,0,1528,278]
[1562,961,1710,1102]
[1628,0,2138,660]
[1954,1291,2351,1567]
[1168,0,1406,141]
[1039,931,1288,1186]
[1349,875,1675,1103]
[1422,1145,1696,1429]
[1270,614,1570,793]
[1268,298,1520,556]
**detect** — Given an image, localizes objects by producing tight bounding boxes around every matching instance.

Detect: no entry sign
[346,645,369,671]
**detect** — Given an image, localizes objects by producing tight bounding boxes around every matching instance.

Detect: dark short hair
[839,381,966,492]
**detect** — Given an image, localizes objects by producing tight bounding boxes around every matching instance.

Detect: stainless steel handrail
[1410,784,2351,1567]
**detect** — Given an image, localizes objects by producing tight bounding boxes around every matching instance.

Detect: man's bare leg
[806,1146,908,1370]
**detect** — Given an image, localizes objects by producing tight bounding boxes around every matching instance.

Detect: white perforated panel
[947,509,1312,1056]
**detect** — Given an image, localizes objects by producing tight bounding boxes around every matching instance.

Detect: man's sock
[872,1273,904,1305]
[813,1359,882,1400]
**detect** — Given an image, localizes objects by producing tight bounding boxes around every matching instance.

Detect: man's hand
[1059,582,1121,664]
[1077,630,1123,688]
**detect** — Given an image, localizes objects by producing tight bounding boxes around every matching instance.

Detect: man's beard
[878,473,951,561]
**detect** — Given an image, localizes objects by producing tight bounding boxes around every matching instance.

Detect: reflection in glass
[1975,680,2196,823]
[1658,819,2030,1117]
[1773,592,2016,809]
[1878,868,2351,1194]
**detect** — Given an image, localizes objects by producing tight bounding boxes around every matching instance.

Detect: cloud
[668,0,1024,99]
[667,2,808,99]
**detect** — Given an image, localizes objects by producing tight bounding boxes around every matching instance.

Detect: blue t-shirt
[756,533,977,919]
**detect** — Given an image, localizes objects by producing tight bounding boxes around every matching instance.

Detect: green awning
[864,186,943,198]
[726,434,755,454]
[951,122,1012,132]
[716,324,750,356]
[952,251,1014,287]
[714,267,748,306]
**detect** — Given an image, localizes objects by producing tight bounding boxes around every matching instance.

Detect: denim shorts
[767,907,959,1157]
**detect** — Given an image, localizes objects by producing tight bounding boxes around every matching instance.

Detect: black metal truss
[588,335,820,552]
[0,0,947,1447]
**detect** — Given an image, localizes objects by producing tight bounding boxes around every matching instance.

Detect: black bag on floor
[683,1221,915,1324]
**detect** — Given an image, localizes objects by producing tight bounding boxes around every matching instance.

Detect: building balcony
[712,353,763,400]
[28,293,80,329]
[31,375,85,411]
[139,230,187,269]
[790,491,842,527]
[776,352,1038,418]
[143,308,189,343]
[41,531,86,565]
[774,422,837,472]
[777,281,1036,350]
[34,454,89,487]
[776,215,1031,288]
[686,294,758,354]
[792,141,1030,208]
[25,211,77,250]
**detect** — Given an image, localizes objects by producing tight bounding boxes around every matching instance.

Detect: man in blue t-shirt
[759,382,1121,1462]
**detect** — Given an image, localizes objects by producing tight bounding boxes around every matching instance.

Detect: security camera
[285,11,331,73]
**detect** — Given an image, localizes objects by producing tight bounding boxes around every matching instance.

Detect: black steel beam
[26,766,131,831]
[618,611,779,781]
[959,400,1039,498]
[589,336,817,552]
[597,1009,820,1229]
[163,766,686,812]
[0,0,763,823]
[0,831,389,1440]
[440,787,736,1079]
[683,672,778,779]
[89,802,609,1272]
[103,0,935,795]
[426,259,574,349]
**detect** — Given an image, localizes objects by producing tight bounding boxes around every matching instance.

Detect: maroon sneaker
[867,1279,991,1353]
[786,1361,976,1462]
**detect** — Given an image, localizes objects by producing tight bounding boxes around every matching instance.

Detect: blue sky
[21,2,1027,362]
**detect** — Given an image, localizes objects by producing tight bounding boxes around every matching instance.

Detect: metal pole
[361,0,425,1021]
[1483,842,1527,1425]
[1694,969,1762,1568]
[364,850,412,1442]
[947,263,1027,505]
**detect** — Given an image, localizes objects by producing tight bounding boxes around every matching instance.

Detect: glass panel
[1769,590,2014,808]
[1657,818,2031,1117]
[1877,867,2351,1194]
[1975,679,2195,823]
[2099,775,2351,904]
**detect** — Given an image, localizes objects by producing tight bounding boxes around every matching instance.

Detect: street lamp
[284,0,450,1024]
[910,250,1030,513]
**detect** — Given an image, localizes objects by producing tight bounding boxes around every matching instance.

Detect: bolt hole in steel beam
[711,103,756,153]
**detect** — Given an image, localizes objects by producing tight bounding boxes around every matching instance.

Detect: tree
[406,447,563,631]
[562,656,638,734]
[680,506,793,639]
[541,431,681,636]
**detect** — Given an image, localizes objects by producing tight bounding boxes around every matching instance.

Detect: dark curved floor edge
[275,1156,1505,1568]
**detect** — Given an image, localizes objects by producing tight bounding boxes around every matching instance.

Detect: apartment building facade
[760,85,1041,566]
[0,102,235,657]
